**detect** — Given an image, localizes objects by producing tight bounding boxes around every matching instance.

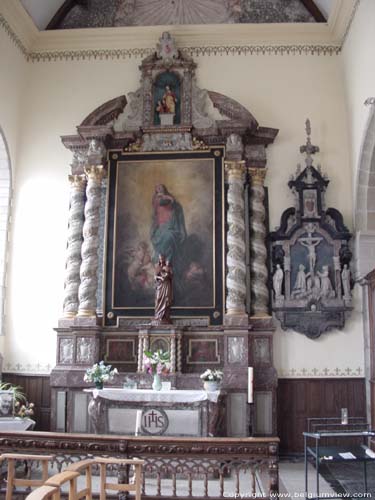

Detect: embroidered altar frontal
[104,149,225,326]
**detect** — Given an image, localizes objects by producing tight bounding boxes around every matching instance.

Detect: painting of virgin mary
[113,158,214,309]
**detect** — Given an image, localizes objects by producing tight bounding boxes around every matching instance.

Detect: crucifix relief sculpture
[270,120,352,338]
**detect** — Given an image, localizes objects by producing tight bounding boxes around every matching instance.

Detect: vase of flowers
[143,350,170,391]
[15,401,35,418]
[83,361,118,389]
[200,369,224,392]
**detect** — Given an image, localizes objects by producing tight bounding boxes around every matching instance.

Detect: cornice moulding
[0,0,38,50]
[32,23,337,53]
[0,0,359,59]
[328,0,360,44]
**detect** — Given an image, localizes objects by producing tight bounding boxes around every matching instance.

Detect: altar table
[0,418,35,431]
[86,388,226,437]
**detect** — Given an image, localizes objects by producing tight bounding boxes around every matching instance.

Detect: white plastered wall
[340,0,375,278]
[0,27,28,359]
[0,22,364,377]
[341,0,375,191]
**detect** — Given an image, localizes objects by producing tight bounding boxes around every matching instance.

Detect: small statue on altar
[153,255,173,325]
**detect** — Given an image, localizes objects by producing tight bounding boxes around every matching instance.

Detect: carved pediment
[61,32,278,163]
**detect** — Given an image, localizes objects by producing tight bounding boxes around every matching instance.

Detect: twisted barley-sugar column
[78,165,105,317]
[249,167,269,317]
[225,161,247,316]
[63,174,86,318]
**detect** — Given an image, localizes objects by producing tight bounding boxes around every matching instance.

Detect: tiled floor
[279,460,336,497]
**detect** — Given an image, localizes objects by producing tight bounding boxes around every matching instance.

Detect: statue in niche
[341,264,351,298]
[292,264,307,298]
[153,72,181,126]
[317,265,335,299]
[273,264,284,298]
[153,255,173,325]
[162,85,177,114]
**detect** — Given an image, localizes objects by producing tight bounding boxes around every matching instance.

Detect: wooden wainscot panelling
[1,373,51,431]
[277,378,366,454]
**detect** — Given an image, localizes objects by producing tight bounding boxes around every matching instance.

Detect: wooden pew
[0,452,54,500]
[94,457,144,500]
[65,459,95,500]
[25,485,60,500]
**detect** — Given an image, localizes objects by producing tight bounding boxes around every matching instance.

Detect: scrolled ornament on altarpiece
[269,119,353,339]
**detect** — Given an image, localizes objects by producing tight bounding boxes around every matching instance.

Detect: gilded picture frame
[104,148,224,326]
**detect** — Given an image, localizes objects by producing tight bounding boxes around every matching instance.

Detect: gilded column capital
[248,167,267,185]
[84,165,106,181]
[68,174,86,190]
[225,160,246,180]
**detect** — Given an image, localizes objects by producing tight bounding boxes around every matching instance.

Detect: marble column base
[58,315,100,328]
[77,309,96,317]
[249,315,274,331]
[224,313,249,327]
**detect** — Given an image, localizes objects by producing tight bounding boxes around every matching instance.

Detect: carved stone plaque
[253,338,270,364]
[59,338,73,364]
[76,337,95,364]
[228,337,246,364]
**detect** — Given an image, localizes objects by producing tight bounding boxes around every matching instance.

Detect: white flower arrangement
[200,369,224,382]
[83,361,118,386]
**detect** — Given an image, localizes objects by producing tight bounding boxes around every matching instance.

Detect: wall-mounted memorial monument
[269,120,353,339]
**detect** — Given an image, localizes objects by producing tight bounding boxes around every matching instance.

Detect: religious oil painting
[105,151,225,327]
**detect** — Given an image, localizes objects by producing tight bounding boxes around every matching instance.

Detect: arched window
[0,129,12,336]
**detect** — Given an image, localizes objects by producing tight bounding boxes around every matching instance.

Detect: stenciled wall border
[0,13,28,59]
[278,366,364,378]
[2,362,53,375]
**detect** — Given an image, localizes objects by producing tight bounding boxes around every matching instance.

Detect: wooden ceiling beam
[46,0,88,30]
[300,0,327,22]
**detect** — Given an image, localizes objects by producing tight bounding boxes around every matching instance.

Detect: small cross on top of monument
[300,119,320,168]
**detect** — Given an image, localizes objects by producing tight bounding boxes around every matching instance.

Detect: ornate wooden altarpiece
[52,32,279,437]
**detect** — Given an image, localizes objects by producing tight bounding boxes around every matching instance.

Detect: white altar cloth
[89,388,220,404]
[0,417,35,431]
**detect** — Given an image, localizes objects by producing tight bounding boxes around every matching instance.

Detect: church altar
[51,32,281,438]
[85,388,226,437]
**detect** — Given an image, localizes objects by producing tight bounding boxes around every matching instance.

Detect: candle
[248,367,254,404]
[341,408,348,425]
[135,410,142,436]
